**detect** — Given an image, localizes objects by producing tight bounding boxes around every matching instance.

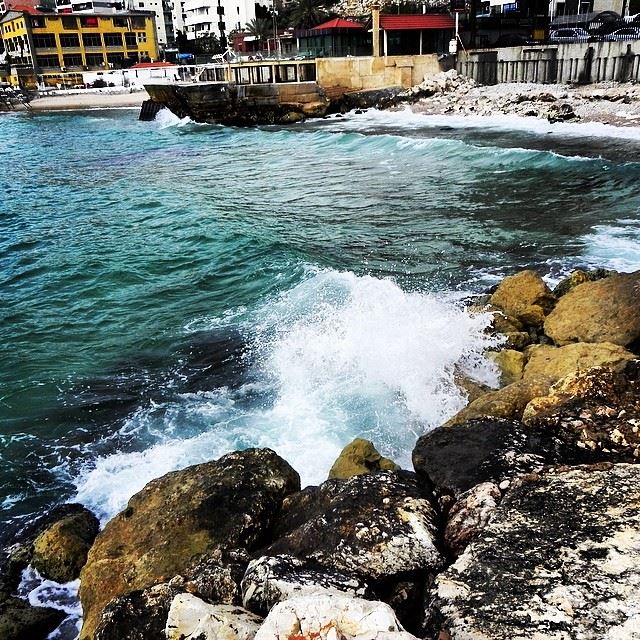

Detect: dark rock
[412,417,565,497]
[183,548,250,605]
[426,464,640,639]
[0,596,66,640]
[546,102,578,123]
[241,554,373,616]
[80,448,300,640]
[265,471,444,588]
[94,583,183,640]
[31,509,99,583]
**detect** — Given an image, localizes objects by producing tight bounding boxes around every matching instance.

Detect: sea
[2,105,640,638]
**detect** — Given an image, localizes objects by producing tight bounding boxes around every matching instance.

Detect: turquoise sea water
[2,108,640,635]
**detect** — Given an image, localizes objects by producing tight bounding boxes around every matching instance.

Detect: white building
[55,0,126,12]
[131,0,175,46]
[183,0,255,41]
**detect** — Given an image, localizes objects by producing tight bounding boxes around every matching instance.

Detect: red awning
[312,18,364,30]
[379,14,455,30]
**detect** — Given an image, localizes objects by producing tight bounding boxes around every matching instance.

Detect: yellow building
[0,9,158,87]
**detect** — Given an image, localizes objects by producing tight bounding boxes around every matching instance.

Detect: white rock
[166,593,262,640]
[254,594,420,640]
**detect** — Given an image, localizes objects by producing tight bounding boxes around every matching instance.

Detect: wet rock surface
[183,548,250,605]
[80,448,300,640]
[427,464,640,639]
[241,555,372,616]
[94,583,183,640]
[412,418,562,496]
[0,595,66,640]
[264,471,445,585]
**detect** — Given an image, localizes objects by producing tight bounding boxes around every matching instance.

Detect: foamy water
[73,270,499,521]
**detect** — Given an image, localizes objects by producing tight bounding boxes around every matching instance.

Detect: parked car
[492,33,534,47]
[605,26,640,41]
[549,28,591,43]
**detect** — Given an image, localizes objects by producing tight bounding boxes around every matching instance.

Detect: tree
[245,17,273,46]
[287,0,329,29]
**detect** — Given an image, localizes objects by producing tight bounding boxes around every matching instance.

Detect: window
[63,53,82,66]
[125,32,137,47]
[85,53,104,66]
[104,33,123,47]
[137,32,147,43]
[36,54,60,68]
[59,34,80,47]
[33,34,57,48]
[131,17,146,28]
[30,16,45,28]
[113,17,128,28]
[82,33,101,47]
[62,16,77,29]
[107,52,124,66]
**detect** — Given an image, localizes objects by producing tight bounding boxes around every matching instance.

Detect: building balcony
[183,14,213,28]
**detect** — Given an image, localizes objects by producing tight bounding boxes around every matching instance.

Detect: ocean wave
[71,269,499,522]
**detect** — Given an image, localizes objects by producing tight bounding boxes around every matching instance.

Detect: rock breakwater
[2,268,640,639]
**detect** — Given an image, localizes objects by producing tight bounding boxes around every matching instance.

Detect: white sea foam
[580,220,640,272]
[332,106,640,141]
[72,269,499,522]
[154,107,195,128]
[18,567,82,640]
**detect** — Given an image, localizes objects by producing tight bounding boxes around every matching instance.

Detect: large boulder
[523,342,636,381]
[544,270,640,346]
[488,270,555,329]
[254,594,420,640]
[165,594,262,640]
[488,349,525,386]
[552,268,616,298]
[445,375,554,426]
[427,464,640,639]
[264,471,445,586]
[31,509,99,583]
[0,596,66,640]
[328,438,399,480]
[94,583,183,640]
[80,448,300,640]
[241,555,372,616]
[412,418,561,497]
[523,364,640,461]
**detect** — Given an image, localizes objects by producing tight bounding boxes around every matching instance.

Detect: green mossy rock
[31,510,99,583]
[523,342,636,382]
[79,448,300,640]
[489,270,556,329]
[328,438,400,480]
[445,375,554,426]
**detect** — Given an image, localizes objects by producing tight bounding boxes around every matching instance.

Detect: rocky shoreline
[383,70,640,128]
[2,268,640,639]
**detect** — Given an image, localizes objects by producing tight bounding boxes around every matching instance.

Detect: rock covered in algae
[80,448,300,640]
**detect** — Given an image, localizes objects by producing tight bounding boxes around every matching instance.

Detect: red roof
[380,14,455,30]
[312,18,364,30]
[9,4,43,13]
[131,62,177,68]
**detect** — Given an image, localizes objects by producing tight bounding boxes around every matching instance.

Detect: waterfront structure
[0,8,158,86]
[296,18,370,58]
